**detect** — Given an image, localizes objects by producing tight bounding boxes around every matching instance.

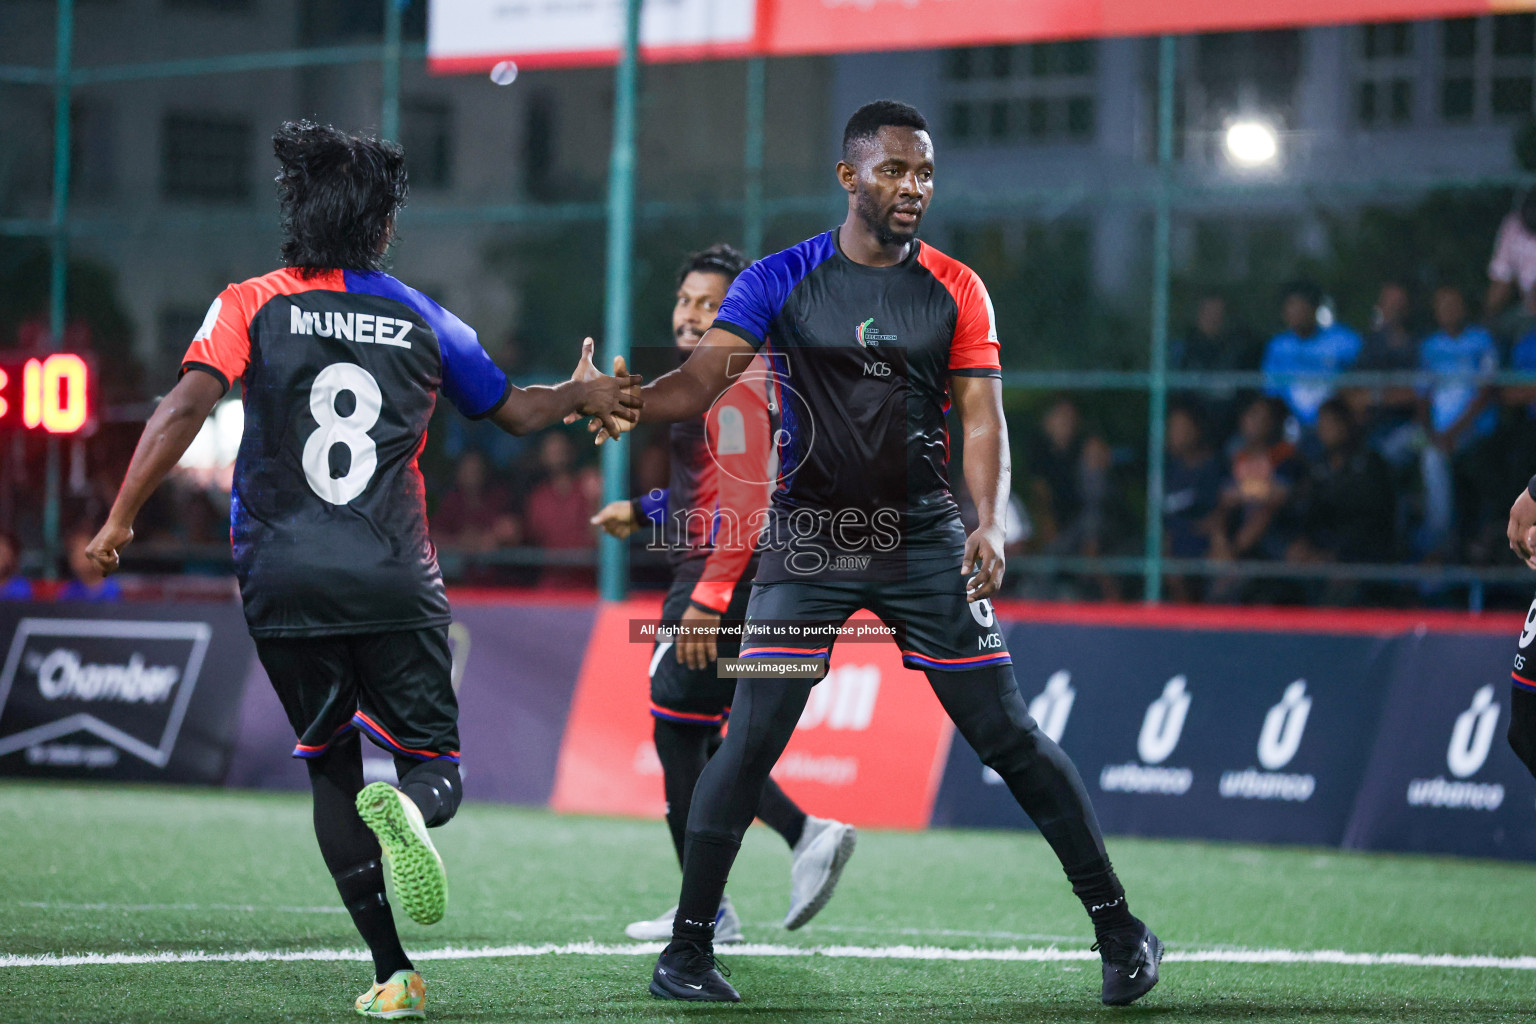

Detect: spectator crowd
[1018,195,1536,604]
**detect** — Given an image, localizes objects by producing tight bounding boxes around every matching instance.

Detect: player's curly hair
[676,243,749,288]
[842,100,928,159]
[273,121,408,278]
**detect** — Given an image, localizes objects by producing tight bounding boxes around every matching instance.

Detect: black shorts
[255,626,460,764]
[737,547,1012,672]
[1513,594,1536,695]
[649,579,751,727]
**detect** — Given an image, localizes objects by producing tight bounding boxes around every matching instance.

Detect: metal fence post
[44,0,75,579]
[743,56,766,257]
[1143,35,1176,604]
[599,0,642,602]
[381,0,403,141]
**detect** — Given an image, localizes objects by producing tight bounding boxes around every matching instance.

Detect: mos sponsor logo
[1406,684,1504,811]
[1100,675,1194,796]
[0,619,212,768]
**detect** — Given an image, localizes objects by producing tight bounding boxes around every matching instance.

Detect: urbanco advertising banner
[226,599,593,806]
[0,602,254,784]
[550,598,954,829]
[931,621,1398,847]
[1344,632,1536,860]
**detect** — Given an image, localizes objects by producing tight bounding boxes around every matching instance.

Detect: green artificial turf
[3,782,1534,1022]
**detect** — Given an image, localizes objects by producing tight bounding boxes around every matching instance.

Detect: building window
[1356,21,1414,128]
[161,114,252,202]
[1440,14,1536,123]
[69,100,115,199]
[943,42,1097,146]
[401,98,453,191]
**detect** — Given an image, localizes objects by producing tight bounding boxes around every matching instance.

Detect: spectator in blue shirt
[0,532,31,601]
[1261,280,1362,431]
[1418,285,1500,560]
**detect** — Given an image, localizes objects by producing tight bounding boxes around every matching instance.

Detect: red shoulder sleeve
[181,283,254,392]
[917,244,1001,376]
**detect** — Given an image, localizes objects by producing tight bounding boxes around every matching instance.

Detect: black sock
[654,720,715,868]
[756,777,807,850]
[395,756,463,828]
[671,832,740,948]
[1067,860,1136,938]
[335,860,414,983]
[307,735,411,984]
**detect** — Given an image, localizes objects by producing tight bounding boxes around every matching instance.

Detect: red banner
[431,0,1514,73]
[764,1,1509,57]
[550,598,954,829]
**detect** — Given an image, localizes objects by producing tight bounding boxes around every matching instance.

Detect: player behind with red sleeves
[83,121,641,1020]
[595,101,1163,1007]
[589,245,855,943]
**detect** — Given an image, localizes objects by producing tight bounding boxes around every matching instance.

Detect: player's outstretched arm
[592,327,752,443]
[1508,477,1536,569]
[86,369,227,577]
[952,374,1011,602]
[491,342,642,437]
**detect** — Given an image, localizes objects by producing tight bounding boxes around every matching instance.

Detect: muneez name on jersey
[290,305,413,349]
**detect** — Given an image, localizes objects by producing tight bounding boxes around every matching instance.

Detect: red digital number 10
[1,354,90,433]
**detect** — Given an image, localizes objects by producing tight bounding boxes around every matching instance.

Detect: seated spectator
[1208,397,1304,602]
[432,450,520,552]
[1418,285,1499,559]
[0,531,32,601]
[1171,292,1261,440]
[524,431,598,588]
[1348,281,1422,468]
[1024,396,1120,600]
[1288,398,1395,569]
[1161,404,1222,603]
[1502,324,1536,504]
[1486,189,1536,327]
[59,525,122,602]
[1261,280,1362,432]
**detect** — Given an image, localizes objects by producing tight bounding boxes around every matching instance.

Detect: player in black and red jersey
[595,101,1163,1007]
[83,121,641,1019]
[590,245,855,943]
[1504,477,1536,778]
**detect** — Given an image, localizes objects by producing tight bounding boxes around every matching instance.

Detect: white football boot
[784,816,857,930]
[625,893,744,943]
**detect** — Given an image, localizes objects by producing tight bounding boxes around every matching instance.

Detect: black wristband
[1528,474,1536,503]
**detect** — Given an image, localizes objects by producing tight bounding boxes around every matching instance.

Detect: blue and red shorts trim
[737,646,830,660]
[1513,672,1536,693]
[649,702,729,726]
[901,649,1013,672]
[294,713,460,762]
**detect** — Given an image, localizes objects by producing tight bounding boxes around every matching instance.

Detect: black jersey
[182,267,511,637]
[710,230,1002,581]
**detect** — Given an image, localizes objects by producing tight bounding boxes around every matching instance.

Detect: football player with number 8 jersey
[84,121,642,1020]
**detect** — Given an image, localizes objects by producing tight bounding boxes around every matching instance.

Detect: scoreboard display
[0,352,94,434]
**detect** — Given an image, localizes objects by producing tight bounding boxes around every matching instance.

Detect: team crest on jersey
[855,318,897,348]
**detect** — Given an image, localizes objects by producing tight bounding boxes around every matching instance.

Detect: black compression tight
[1511,687,1536,779]
[673,665,1130,946]
[307,730,412,983]
[653,717,806,868]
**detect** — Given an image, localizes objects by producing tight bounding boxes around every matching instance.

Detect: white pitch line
[3,942,1534,972]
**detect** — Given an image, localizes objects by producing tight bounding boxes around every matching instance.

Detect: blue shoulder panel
[344,270,511,419]
[712,231,837,348]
